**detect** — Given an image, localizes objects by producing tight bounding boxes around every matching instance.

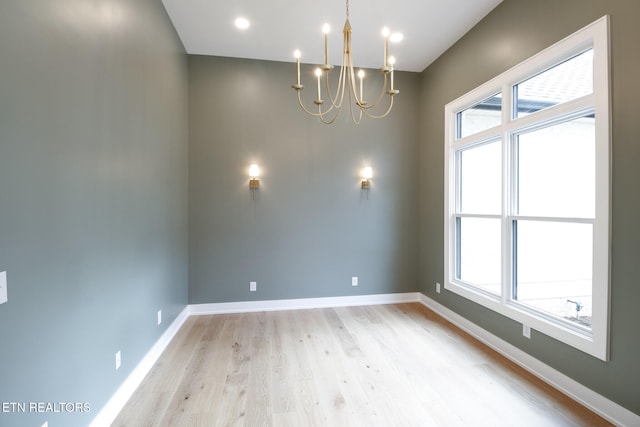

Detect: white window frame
[444,16,610,360]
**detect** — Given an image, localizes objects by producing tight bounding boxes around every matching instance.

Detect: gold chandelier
[292,0,399,124]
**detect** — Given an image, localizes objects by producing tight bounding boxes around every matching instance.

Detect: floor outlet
[157,310,162,325]
[436,282,441,294]
[523,324,531,339]
[250,281,257,292]
[352,276,358,287]
[115,351,121,370]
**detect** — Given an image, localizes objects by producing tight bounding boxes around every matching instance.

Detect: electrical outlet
[351,276,358,287]
[523,324,531,339]
[250,281,257,292]
[436,282,441,294]
[115,351,121,370]
[157,310,162,325]
[0,271,7,304]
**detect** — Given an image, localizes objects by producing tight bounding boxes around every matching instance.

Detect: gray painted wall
[419,0,640,415]
[2,0,637,423]
[188,55,420,304]
[0,1,189,426]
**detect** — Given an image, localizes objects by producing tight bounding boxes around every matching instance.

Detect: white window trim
[444,16,610,360]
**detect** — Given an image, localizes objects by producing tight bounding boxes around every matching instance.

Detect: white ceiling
[161,0,503,73]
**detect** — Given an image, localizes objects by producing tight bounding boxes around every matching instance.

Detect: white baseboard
[418,294,639,427]
[88,306,190,427]
[90,293,638,427]
[188,292,422,315]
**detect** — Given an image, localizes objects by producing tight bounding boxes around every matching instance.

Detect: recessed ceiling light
[234,17,250,30]
[390,32,404,43]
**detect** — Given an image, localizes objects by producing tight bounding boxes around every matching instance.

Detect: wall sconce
[361,166,373,191]
[249,163,260,199]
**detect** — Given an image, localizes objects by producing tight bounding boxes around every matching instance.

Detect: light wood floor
[113,303,611,426]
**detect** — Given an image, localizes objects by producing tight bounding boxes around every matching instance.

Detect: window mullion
[454,150,462,214]
[501,84,513,304]
[504,95,594,135]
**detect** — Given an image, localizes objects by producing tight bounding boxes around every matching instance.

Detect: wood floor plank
[113,304,612,427]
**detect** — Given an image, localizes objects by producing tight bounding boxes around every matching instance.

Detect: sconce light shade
[249,164,260,178]
[361,166,372,189]
[249,164,260,197]
[362,166,373,180]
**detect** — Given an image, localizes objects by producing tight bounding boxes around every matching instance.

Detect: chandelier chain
[346,0,349,18]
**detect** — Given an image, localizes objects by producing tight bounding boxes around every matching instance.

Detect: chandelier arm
[360,94,395,119]
[293,81,346,123]
[345,30,364,108]
[348,91,364,124]
[324,27,351,109]
[349,68,362,109]
[345,53,387,122]
[344,60,364,124]
[295,90,336,117]
[324,72,339,108]
[319,112,340,124]
[324,64,347,109]
[317,100,341,124]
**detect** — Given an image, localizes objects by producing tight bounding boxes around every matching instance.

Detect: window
[444,17,610,360]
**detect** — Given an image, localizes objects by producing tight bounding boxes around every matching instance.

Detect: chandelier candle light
[292,0,400,124]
